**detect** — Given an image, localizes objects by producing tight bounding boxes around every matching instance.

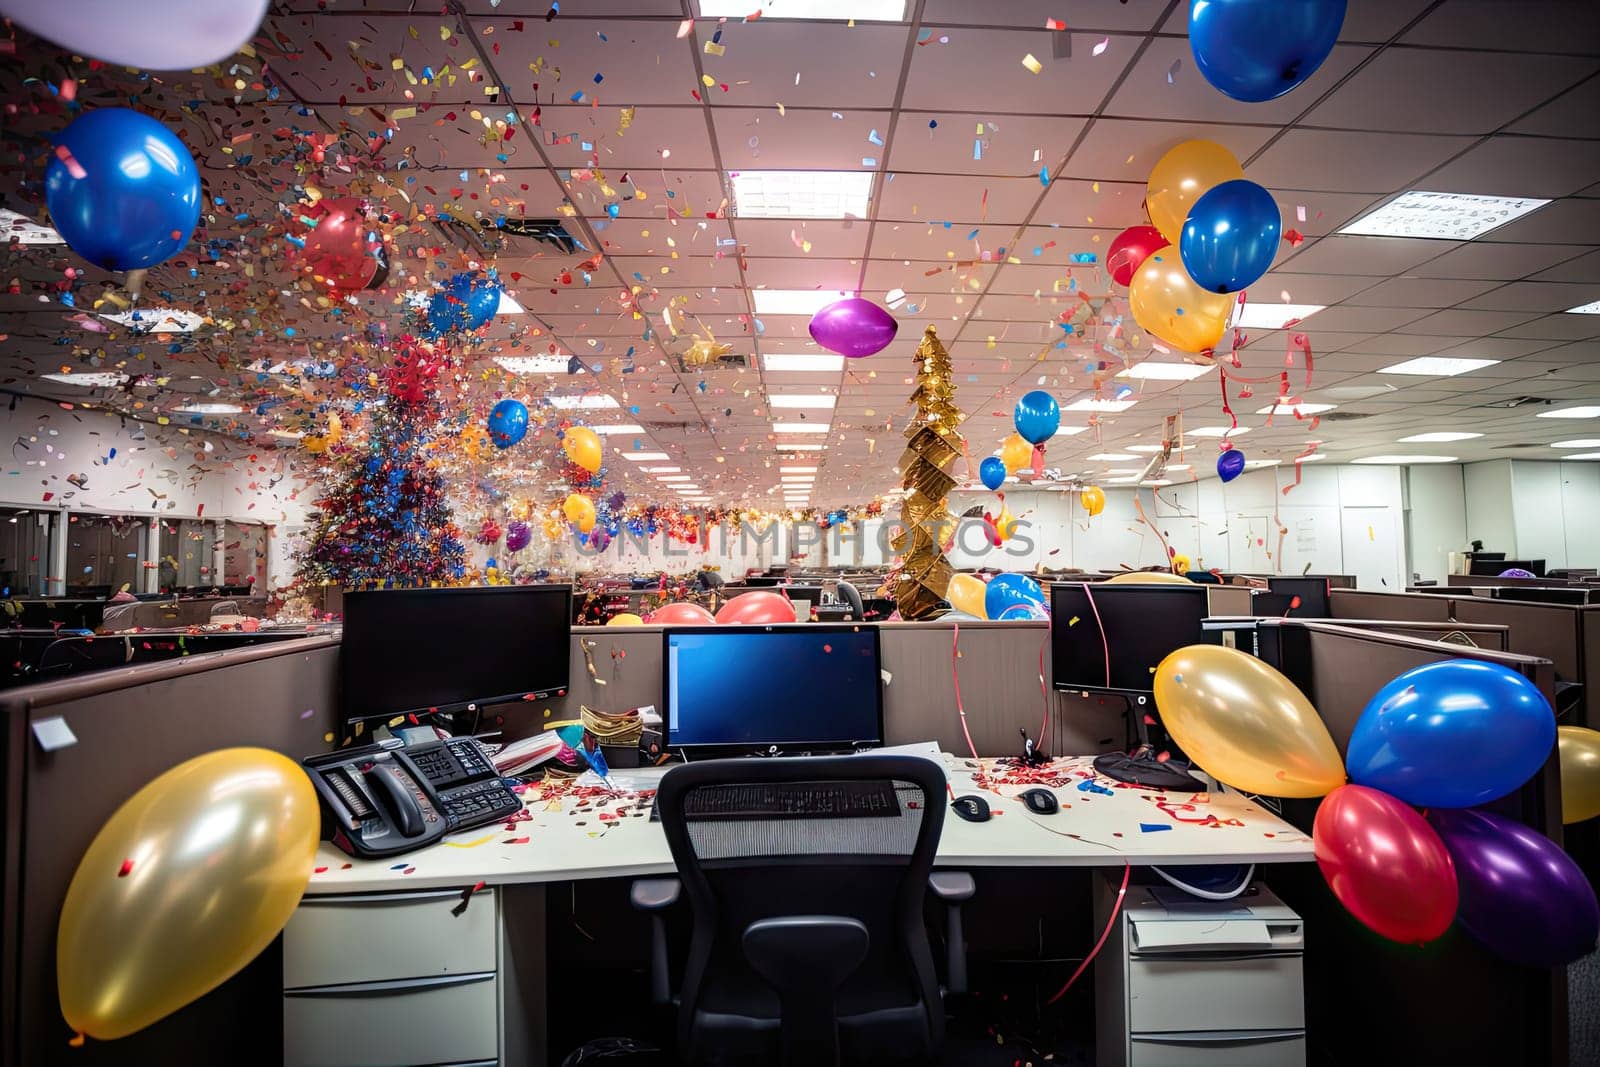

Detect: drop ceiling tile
[495,18,700,108]
[927,0,1165,31]
[1398,308,1546,336]
[1062,119,1274,181]
[1495,314,1600,341]
[1345,277,1501,307]
[1265,192,1386,236]
[1408,240,1591,280]
[537,105,715,170]
[890,113,1088,177]
[1105,38,1372,125]
[581,170,727,218]
[1530,249,1600,283]
[1479,197,1600,244]
[270,12,473,104]
[713,107,885,170]
[1424,136,1600,200]
[696,21,909,109]
[1458,280,1600,313]
[1509,75,1600,137]
[876,175,1045,224]
[1034,181,1149,231]
[1161,0,1438,43]
[736,219,869,259]
[869,220,1014,259]
[1279,235,1461,275]
[1294,305,1431,333]
[742,257,864,290]
[1401,1,1600,53]
[1246,129,1477,194]
[902,29,1134,114]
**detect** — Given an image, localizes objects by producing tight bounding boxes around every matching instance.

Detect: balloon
[999,434,1033,474]
[1153,643,1345,797]
[487,399,529,449]
[57,749,318,1039]
[946,573,988,619]
[1106,224,1167,287]
[462,273,502,328]
[1314,784,1457,945]
[1129,247,1234,353]
[45,108,201,272]
[985,573,1045,621]
[649,602,716,625]
[1104,571,1195,585]
[296,197,381,293]
[608,612,645,627]
[1558,725,1600,824]
[979,456,1007,492]
[716,590,797,625]
[1189,0,1348,103]
[563,493,597,534]
[998,602,1048,621]
[1346,658,1556,809]
[808,297,898,358]
[1146,139,1245,245]
[1180,179,1282,294]
[992,508,1019,543]
[563,426,603,473]
[1081,486,1105,517]
[428,272,500,334]
[1431,807,1599,968]
[1499,567,1535,579]
[1172,554,1192,573]
[1013,390,1060,446]
[1217,447,1247,482]
[0,0,269,70]
[504,520,531,552]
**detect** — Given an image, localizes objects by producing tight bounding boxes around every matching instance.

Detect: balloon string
[1132,490,1176,573]
[1082,582,1112,691]
[1046,860,1130,1005]
[1037,619,1052,751]
[951,623,979,762]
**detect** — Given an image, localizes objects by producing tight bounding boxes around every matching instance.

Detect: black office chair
[632,755,968,1066]
[834,580,864,620]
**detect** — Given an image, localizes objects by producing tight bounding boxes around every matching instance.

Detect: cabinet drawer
[283,972,498,1067]
[1130,1030,1304,1067]
[284,890,497,989]
[1128,954,1303,1033]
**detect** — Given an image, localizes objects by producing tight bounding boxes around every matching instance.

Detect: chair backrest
[657,754,947,1051]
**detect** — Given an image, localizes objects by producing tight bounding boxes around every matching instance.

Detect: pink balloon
[295,197,382,292]
[647,602,715,625]
[715,591,798,625]
[1107,225,1166,288]
[1314,785,1458,945]
[808,298,898,358]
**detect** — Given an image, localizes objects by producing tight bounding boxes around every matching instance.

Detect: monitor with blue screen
[663,625,883,754]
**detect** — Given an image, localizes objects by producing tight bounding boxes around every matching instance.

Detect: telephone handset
[303,737,522,858]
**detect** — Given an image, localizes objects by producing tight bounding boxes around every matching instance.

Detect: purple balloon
[504,520,531,553]
[1430,808,1599,968]
[1499,567,1535,579]
[808,297,898,358]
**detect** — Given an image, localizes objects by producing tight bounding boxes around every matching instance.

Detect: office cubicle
[1328,588,1453,622]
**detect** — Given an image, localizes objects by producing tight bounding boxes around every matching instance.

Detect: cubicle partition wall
[1,635,341,1067]
[1328,588,1452,622]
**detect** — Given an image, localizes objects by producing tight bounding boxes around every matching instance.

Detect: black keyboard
[650,779,900,822]
[408,737,496,787]
[440,778,523,830]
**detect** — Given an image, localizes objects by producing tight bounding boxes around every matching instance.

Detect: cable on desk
[1045,860,1129,1006]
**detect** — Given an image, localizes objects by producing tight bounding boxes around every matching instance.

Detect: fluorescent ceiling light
[172,402,243,415]
[495,355,570,374]
[1117,361,1215,381]
[42,371,129,387]
[769,394,837,409]
[1537,407,1600,419]
[99,307,204,333]
[1339,190,1550,240]
[1166,464,1193,471]
[1188,426,1250,438]
[268,429,305,440]
[699,0,905,21]
[1141,479,1173,486]
[0,208,63,244]
[1563,452,1600,460]
[780,465,819,473]
[752,290,850,316]
[1126,444,1166,453]
[1089,452,1138,461]
[1053,425,1091,436]
[497,291,526,315]
[729,170,873,220]
[1297,454,1327,461]
[657,475,692,482]
[590,424,644,435]
[621,451,670,461]
[764,353,845,372]
[547,394,619,410]
[1551,440,1600,449]
[1231,304,1325,330]
[1256,402,1336,415]
[1380,356,1499,377]
[1353,455,1459,464]
[1399,432,1483,443]
[1065,398,1137,413]
[781,476,816,483]
[1565,300,1600,315]
[778,442,827,451]
[772,422,830,434]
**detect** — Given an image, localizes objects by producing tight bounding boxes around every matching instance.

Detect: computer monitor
[783,583,823,617]
[663,625,883,754]
[746,575,782,587]
[1467,551,1506,562]
[1470,557,1544,576]
[1491,586,1589,605]
[341,584,572,722]
[1050,582,1216,695]
[1267,576,1331,617]
[1250,590,1296,617]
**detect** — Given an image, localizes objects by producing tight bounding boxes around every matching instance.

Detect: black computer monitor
[340,584,572,722]
[663,625,883,755]
[746,575,782,587]
[1470,557,1543,576]
[783,584,824,613]
[1050,582,1216,695]
[1467,551,1506,562]
[1491,586,1589,605]
[1250,590,1296,617]
[1267,576,1331,617]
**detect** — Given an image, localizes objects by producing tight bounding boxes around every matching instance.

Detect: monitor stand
[1093,694,1208,792]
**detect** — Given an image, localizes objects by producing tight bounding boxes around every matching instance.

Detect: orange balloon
[999,433,1032,473]
[563,493,596,533]
[1146,139,1245,245]
[1129,246,1233,353]
[562,426,603,473]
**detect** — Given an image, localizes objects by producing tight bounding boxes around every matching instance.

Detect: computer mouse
[1018,788,1060,815]
[950,795,991,823]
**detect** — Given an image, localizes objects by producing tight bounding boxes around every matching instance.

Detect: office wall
[1406,465,1468,583]
[1455,459,1600,570]
[1463,460,1517,557]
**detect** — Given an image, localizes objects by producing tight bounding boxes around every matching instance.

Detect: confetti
[1021,53,1042,75]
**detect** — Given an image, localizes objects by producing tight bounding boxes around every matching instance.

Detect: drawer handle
[298,889,470,905]
[285,972,495,997]
[1137,1029,1303,1045]
[1131,949,1301,962]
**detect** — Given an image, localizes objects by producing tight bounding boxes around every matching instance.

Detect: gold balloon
[607,612,645,627]
[999,433,1032,473]
[58,749,319,1040]
[684,338,733,367]
[562,426,603,473]
[1081,485,1106,517]
[1172,554,1192,573]
[1153,644,1345,798]
[1557,725,1600,824]
[1105,570,1194,585]
[946,573,988,618]
[563,492,597,533]
[1146,138,1245,244]
[1129,247,1234,354]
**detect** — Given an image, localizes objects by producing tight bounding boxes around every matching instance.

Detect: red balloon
[714,591,798,625]
[1107,225,1166,287]
[1314,785,1458,945]
[296,197,381,292]
[647,602,716,625]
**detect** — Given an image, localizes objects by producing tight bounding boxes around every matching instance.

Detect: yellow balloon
[1000,433,1033,473]
[1129,247,1234,353]
[563,492,597,533]
[1172,554,1192,573]
[1081,486,1105,517]
[946,573,988,618]
[1153,644,1345,798]
[1557,725,1600,824]
[608,612,645,627]
[562,426,603,473]
[1146,138,1245,244]
[993,508,1019,543]
[57,749,318,1040]
[1105,570,1194,585]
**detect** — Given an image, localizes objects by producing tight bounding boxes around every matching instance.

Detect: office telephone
[303,736,523,858]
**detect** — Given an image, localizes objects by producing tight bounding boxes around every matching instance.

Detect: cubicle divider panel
[1328,588,1453,622]
[1450,598,1584,686]
[1,636,341,1067]
[1205,585,1251,616]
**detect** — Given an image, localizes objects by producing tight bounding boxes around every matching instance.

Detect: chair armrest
[929,870,974,904]
[631,878,681,1005]
[928,871,974,994]
[630,877,681,912]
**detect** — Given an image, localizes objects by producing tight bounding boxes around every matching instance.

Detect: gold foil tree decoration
[891,325,966,619]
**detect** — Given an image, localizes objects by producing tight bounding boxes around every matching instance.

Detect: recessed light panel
[590,424,644,435]
[1353,455,1459,464]
[729,170,873,219]
[763,353,845,372]
[42,372,129,387]
[769,394,837,409]
[1187,426,1251,438]
[701,0,904,20]
[752,290,851,316]
[1231,303,1325,330]
[1339,191,1550,240]
[1380,357,1499,377]
[1565,300,1600,315]
[1538,407,1600,419]
[621,452,670,461]
[547,394,619,410]
[772,422,830,434]
[172,402,243,415]
[495,355,570,374]
[1256,402,1336,415]
[1065,398,1137,413]
[1552,440,1600,449]
[1116,361,1216,381]
[1399,432,1483,443]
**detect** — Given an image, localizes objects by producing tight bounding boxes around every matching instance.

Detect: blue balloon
[979,456,1007,492]
[45,108,201,272]
[985,573,1046,622]
[1217,448,1246,482]
[1347,659,1556,809]
[487,399,529,449]
[1013,390,1060,445]
[456,271,502,329]
[998,602,1048,622]
[1189,0,1347,103]
[1181,180,1281,294]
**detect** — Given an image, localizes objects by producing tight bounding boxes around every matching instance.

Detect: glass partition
[0,507,52,597]
[64,513,144,596]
